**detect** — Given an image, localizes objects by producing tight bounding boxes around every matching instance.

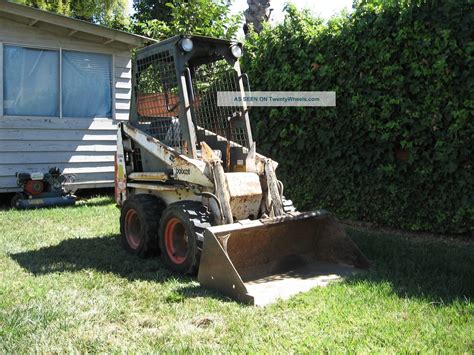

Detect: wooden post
[0,42,3,117]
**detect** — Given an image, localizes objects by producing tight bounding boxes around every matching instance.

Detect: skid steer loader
[115,35,369,305]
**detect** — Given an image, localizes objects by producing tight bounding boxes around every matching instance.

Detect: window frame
[0,42,115,120]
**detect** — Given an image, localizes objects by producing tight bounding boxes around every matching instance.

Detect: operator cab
[131,35,251,172]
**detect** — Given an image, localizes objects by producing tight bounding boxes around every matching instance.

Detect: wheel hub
[164,217,188,264]
[125,209,141,249]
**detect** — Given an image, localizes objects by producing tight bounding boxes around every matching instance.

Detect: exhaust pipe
[198,210,370,305]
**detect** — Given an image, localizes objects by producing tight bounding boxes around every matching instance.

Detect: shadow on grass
[10,235,165,281]
[9,234,233,303]
[9,230,474,305]
[346,228,474,304]
[73,197,116,208]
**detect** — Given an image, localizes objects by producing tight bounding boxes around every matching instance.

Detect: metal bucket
[198,210,370,305]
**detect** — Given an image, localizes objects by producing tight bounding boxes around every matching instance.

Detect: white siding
[0,17,133,192]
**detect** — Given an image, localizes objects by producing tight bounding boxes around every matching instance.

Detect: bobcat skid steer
[115,35,369,305]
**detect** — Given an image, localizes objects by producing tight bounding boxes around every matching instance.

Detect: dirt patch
[192,316,217,329]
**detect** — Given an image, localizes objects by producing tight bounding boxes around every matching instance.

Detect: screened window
[3,46,59,116]
[2,46,112,118]
[62,51,112,118]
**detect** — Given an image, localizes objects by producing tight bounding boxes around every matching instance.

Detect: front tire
[159,202,212,275]
[120,194,165,257]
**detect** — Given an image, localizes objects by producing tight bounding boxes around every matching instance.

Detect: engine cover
[24,180,44,196]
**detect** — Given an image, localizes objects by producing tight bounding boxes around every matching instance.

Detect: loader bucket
[198,210,370,305]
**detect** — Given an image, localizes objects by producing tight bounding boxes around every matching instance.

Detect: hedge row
[242,0,473,234]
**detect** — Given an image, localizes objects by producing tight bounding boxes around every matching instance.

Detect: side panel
[122,123,213,188]
[0,117,118,192]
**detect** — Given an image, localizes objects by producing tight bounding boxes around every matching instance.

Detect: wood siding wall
[0,17,133,192]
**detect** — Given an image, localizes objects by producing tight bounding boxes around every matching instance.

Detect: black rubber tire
[119,194,165,258]
[10,193,26,209]
[158,201,212,275]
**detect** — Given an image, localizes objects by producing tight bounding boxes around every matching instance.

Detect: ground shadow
[9,234,232,303]
[9,230,474,305]
[10,234,170,282]
[345,228,474,304]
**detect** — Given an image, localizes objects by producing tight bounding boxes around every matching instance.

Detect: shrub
[242,0,473,234]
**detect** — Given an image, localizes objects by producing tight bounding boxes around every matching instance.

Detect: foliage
[0,197,472,352]
[242,1,473,234]
[13,0,129,29]
[133,0,174,25]
[132,0,241,40]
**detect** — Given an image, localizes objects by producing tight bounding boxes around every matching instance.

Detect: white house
[0,1,155,192]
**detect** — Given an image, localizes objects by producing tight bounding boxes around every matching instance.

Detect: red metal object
[164,217,187,264]
[24,180,44,196]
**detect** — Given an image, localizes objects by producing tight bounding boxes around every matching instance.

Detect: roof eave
[0,2,156,48]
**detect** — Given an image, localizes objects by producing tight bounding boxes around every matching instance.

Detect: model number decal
[175,168,190,175]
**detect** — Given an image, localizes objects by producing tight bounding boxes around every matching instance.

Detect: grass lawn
[0,196,473,352]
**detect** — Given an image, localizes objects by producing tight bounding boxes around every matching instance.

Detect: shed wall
[0,17,132,192]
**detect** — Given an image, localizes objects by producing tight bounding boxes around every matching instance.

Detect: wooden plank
[115,55,131,69]
[0,141,116,152]
[0,163,114,177]
[115,78,131,89]
[0,170,114,189]
[0,18,120,55]
[115,99,130,111]
[115,110,130,121]
[0,178,114,191]
[0,117,117,130]
[0,175,17,187]
[115,66,131,79]
[0,43,3,117]
[66,173,114,182]
[0,152,114,164]
[115,88,132,100]
[0,129,117,141]
[0,2,148,47]
[65,180,113,189]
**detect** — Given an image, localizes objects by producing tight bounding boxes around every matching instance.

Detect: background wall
[0,17,132,191]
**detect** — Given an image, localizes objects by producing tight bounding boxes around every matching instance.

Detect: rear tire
[120,194,165,258]
[159,202,212,275]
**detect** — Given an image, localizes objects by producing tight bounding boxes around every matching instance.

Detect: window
[2,45,112,118]
[62,51,112,118]
[3,46,59,116]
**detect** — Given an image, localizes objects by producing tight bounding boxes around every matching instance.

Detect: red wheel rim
[125,209,141,249]
[164,217,188,264]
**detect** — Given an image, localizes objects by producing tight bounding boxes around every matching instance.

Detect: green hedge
[242,0,473,234]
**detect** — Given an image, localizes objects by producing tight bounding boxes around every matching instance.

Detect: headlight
[179,38,193,52]
[231,44,242,58]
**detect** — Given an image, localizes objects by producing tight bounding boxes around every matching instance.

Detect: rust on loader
[115,35,370,305]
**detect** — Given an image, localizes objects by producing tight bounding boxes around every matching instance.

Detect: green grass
[0,196,473,352]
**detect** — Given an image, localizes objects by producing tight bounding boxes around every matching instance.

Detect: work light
[179,38,193,52]
[231,44,242,58]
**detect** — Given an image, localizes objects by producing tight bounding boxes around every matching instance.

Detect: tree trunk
[243,0,272,34]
